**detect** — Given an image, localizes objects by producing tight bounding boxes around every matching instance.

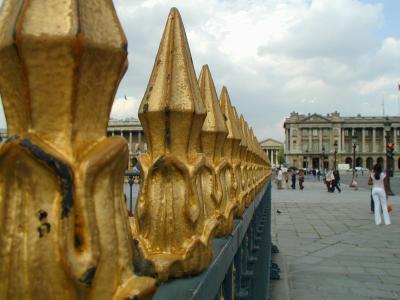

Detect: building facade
[259,138,283,167]
[284,112,400,171]
[106,118,145,167]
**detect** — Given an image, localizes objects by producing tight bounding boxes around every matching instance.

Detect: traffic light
[386,143,395,159]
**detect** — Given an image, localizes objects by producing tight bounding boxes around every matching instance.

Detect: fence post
[131,8,219,282]
[0,1,156,299]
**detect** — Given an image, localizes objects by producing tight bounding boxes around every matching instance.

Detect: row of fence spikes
[131,7,271,283]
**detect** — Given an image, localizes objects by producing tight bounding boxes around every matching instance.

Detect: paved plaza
[270,177,400,300]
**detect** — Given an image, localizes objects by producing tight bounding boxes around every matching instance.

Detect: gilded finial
[198,65,237,236]
[199,65,228,161]
[132,8,219,282]
[139,7,206,159]
[0,0,156,299]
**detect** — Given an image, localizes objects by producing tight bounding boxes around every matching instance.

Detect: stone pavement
[270,179,400,300]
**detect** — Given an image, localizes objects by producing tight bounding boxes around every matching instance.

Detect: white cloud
[110,97,141,120]
[0,0,399,143]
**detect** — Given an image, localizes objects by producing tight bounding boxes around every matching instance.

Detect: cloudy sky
[0,0,399,141]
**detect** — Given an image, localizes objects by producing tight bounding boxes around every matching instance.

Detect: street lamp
[384,117,395,196]
[304,149,309,170]
[334,140,338,170]
[321,146,325,171]
[350,133,358,187]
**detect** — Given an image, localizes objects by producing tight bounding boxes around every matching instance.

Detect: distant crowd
[274,167,340,193]
[274,164,392,226]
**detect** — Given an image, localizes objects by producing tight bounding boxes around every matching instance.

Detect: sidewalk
[270,180,400,300]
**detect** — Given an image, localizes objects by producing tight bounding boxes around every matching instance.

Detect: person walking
[291,170,296,190]
[331,169,341,193]
[369,164,391,225]
[298,169,304,190]
[276,167,283,190]
[325,170,333,192]
[284,171,289,189]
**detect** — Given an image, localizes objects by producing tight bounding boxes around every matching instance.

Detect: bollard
[0,1,156,299]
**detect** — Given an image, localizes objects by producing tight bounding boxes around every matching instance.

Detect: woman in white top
[369,164,391,225]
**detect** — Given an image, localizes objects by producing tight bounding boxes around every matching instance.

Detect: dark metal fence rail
[151,180,272,300]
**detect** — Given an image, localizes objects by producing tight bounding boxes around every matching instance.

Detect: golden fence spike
[198,65,237,236]
[0,0,156,299]
[231,106,246,216]
[239,114,251,207]
[219,86,242,220]
[132,7,219,282]
[199,65,228,162]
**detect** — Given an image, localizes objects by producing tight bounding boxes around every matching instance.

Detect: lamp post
[304,149,309,170]
[334,140,338,170]
[384,117,395,196]
[350,134,358,187]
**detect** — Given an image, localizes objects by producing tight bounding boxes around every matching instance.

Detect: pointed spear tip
[169,7,180,16]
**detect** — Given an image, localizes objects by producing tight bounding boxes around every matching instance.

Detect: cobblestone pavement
[270,179,400,300]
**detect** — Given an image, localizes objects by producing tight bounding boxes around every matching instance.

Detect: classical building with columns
[284,112,400,171]
[106,118,145,167]
[259,138,283,167]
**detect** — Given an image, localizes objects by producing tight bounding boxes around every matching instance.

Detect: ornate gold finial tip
[138,4,205,156]
[198,65,227,134]
[220,87,241,141]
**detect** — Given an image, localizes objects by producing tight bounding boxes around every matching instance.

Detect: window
[293,140,297,150]
[365,129,369,137]
[292,129,297,137]
[312,142,319,152]
[334,128,339,137]
[313,129,318,136]
[302,129,308,136]
[322,143,329,152]
[322,129,329,136]
[302,143,308,151]
[344,129,349,137]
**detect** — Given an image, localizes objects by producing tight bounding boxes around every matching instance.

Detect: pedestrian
[368,170,374,213]
[291,170,296,190]
[312,169,316,180]
[325,170,333,192]
[317,169,321,181]
[284,171,289,189]
[298,169,304,190]
[331,169,341,193]
[276,167,283,190]
[369,164,391,225]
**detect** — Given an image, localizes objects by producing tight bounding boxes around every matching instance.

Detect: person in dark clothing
[291,171,296,190]
[331,170,341,193]
[370,192,374,213]
[298,169,305,190]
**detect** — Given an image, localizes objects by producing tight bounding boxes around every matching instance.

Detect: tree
[277,146,284,165]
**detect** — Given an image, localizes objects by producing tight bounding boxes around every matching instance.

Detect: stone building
[259,138,283,167]
[106,118,145,167]
[284,112,400,171]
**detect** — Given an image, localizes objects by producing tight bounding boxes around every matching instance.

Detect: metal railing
[125,179,272,300]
